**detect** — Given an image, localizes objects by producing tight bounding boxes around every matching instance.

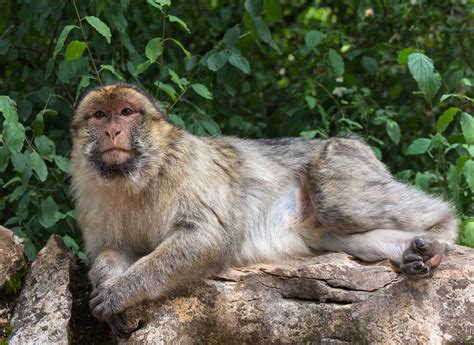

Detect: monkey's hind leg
[306,137,457,276]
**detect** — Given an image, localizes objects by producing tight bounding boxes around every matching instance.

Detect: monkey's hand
[89,276,127,321]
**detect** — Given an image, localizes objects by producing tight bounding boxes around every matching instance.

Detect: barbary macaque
[70,83,457,337]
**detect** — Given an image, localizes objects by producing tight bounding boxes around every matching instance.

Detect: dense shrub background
[0,0,473,260]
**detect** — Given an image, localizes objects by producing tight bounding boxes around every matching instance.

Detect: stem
[72,0,102,84]
[168,86,190,111]
[157,8,167,99]
[315,80,347,118]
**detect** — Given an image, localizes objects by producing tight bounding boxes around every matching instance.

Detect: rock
[9,235,74,345]
[122,246,473,344]
[0,226,25,287]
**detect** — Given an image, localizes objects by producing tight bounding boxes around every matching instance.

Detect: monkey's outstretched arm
[89,225,226,320]
[89,249,136,288]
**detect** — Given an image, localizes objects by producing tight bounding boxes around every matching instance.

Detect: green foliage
[0,0,473,255]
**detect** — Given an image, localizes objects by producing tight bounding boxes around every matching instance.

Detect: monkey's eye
[93,110,106,119]
[121,108,133,116]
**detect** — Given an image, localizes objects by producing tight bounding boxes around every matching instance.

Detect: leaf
[63,234,80,252]
[169,114,186,128]
[202,120,221,135]
[65,40,87,61]
[436,107,460,133]
[362,56,378,74]
[207,51,227,71]
[461,220,474,247]
[147,0,170,8]
[406,138,431,155]
[24,238,37,261]
[4,122,25,153]
[300,130,318,138]
[0,145,10,172]
[34,135,56,157]
[53,25,78,58]
[228,52,250,74]
[223,26,241,52]
[263,0,282,21]
[328,49,344,77]
[145,38,163,63]
[461,112,474,144]
[245,0,263,17]
[418,72,441,101]
[29,151,48,182]
[386,120,401,144]
[305,30,324,50]
[133,61,151,76]
[407,53,434,83]
[100,64,124,80]
[305,95,317,110]
[52,155,69,173]
[440,94,456,103]
[155,81,177,100]
[84,16,111,44]
[170,39,191,58]
[252,16,280,53]
[11,152,29,172]
[168,15,190,34]
[397,48,423,65]
[464,159,474,192]
[192,84,213,100]
[0,95,17,122]
[38,196,59,228]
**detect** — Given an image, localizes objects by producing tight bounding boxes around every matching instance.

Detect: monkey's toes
[108,314,131,339]
[401,237,446,277]
[401,259,429,276]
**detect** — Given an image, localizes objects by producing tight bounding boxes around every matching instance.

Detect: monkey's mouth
[100,148,132,165]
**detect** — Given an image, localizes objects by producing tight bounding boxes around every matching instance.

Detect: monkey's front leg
[89,228,225,321]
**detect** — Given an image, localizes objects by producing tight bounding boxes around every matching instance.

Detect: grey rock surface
[0,226,25,287]
[9,235,73,345]
[122,246,473,344]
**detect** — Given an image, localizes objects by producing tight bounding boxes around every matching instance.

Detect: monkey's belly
[236,184,317,265]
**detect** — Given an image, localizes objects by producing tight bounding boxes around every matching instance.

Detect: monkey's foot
[401,237,445,277]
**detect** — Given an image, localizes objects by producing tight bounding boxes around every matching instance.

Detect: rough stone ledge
[0,226,25,287]
[122,246,474,344]
[9,235,73,345]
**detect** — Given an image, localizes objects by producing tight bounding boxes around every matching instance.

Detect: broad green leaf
[65,40,87,61]
[170,39,191,58]
[202,120,221,135]
[29,151,48,182]
[11,152,29,172]
[34,135,55,157]
[386,120,401,144]
[53,25,78,58]
[24,238,37,261]
[407,53,434,83]
[155,81,177,100]
[192,84,213,100]
[207,51,227,71]
[245,0,263,17]
[167,68,188,90]
[168,15,190,34]
[461,221,474,247]
[148,0,170,7]
[418,72,441,101]
[228,52,250,74]
[300,130,318,138]
[397,48,423,65]
[252,16,280,53]
[0,96,17,122]
[4,122,25,153]
[461,112,474,144]
[38,196,59,228]
[305,95,316,109]
[145,38,163,63]
[263,0,282,21]
[100,64,124,80]
[84,16,111,44]
[63,234,80,252]
[436,107,460,133]
[440,94,456,103]
[406,138,431,155]
[362,56,378,74]
[328,49,344,77]
[54,155,69,173]
[305,30,324,50]
[169,114,186,128]
[133,61,151,76]
[464,160,474,192]
[0,145,10,172]
[223,26,241,52]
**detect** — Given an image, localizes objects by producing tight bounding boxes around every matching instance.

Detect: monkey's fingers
[108,314,131,339]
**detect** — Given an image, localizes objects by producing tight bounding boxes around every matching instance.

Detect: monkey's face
[72,84,161,180]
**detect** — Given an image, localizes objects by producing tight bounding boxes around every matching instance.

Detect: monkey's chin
[101,149,132,166]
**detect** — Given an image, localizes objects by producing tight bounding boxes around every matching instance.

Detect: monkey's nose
[105,128,122,140]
